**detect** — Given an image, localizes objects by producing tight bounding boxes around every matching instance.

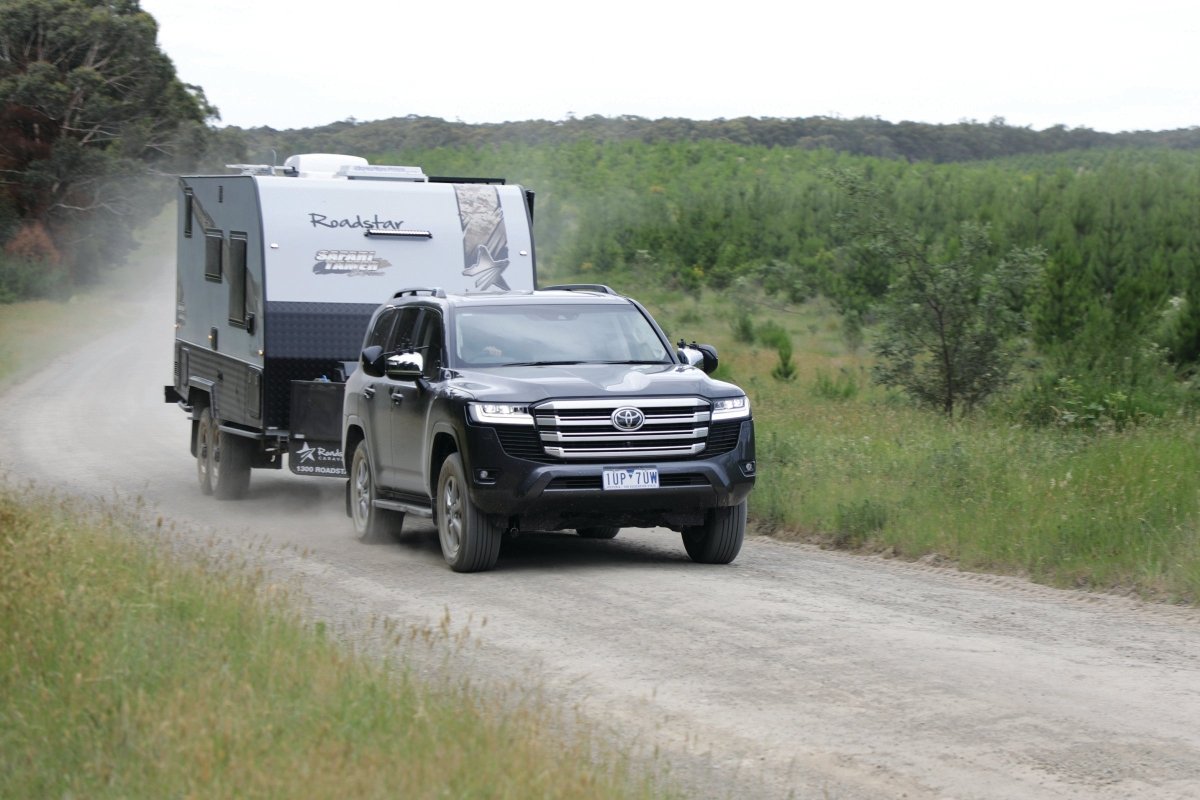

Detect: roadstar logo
[611,407,645,431]
[296,444,344,463]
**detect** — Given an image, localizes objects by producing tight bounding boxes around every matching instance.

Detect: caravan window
[184,189,194,239]
[228,232,249,327]
[204,230,223,282]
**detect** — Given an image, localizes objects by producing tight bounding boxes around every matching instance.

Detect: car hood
[445,363,743,404]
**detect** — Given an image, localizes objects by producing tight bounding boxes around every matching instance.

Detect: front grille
[533,398,710,461]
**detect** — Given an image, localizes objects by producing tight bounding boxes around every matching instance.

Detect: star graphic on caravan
[463,245,510,291]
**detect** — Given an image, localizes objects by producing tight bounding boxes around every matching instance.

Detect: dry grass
[0,486,674,799]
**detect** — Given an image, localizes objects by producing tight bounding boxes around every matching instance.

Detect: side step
[375,498,433,517]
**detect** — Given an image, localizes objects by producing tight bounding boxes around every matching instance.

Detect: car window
[388,307,421,353]
[364,308,398,350]
[414,310,444,378]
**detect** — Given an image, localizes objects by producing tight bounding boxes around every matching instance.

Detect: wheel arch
[428,430,459,499]
[343,423,366,473]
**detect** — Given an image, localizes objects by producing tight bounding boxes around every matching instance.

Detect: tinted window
[204,230,222,282]
[413,310,444,378]
[227,233,248,327]
[388,307,422,352]
[365,308,398,350]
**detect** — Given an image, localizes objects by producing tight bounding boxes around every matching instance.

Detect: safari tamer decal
[312,249,392,276]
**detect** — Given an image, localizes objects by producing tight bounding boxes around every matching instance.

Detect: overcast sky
[140,0,1199,134]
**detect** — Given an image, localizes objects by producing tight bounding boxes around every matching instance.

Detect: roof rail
[392,287,446,299]
[539,283,619,295]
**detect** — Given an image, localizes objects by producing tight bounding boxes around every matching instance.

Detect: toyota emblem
[611,406,645,431]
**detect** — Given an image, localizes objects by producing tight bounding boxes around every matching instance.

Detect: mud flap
[289,380,347,477]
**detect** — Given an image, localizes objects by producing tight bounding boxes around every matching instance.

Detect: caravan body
[168,154,536,493]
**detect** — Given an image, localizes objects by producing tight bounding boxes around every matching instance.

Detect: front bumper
[460,419,756,530]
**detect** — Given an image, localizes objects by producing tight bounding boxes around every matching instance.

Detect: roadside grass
[0,485,673,799]
[596,273,1200,604]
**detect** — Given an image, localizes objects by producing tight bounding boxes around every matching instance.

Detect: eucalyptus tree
[0,0,213,288]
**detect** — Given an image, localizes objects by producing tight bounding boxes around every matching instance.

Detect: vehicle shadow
[392,522,691,572]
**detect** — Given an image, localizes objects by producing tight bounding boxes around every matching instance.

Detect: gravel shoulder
[3,276,1199,799]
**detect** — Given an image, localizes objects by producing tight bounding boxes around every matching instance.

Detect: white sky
[140,0,1200,134]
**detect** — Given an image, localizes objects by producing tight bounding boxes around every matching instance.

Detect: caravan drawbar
[165,153,537,499]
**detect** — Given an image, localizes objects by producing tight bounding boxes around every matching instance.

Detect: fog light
[474,468,498,484]
[740,460,756,477]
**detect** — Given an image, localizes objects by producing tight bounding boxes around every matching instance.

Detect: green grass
[0,486,673,799]
[584,273,1200,604]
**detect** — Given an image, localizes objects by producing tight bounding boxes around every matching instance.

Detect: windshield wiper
[500,359,669,367]
[591,359,671,365]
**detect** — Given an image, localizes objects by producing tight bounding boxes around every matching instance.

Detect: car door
[364,306,419,488]
[387,308,444,496]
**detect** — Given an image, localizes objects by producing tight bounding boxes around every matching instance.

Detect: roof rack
[539,283,619,295]
[392,287,446,299]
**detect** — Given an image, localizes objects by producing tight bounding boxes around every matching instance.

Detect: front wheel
[349,441,403,543]
[436,453,502,572]
[681,501,746,564]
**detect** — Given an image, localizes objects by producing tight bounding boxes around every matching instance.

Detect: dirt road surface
[3,277,1199,799]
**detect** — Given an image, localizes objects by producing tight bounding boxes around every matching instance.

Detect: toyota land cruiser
[341,284,756,572]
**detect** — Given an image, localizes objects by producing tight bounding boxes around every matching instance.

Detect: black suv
[341,285,756,572]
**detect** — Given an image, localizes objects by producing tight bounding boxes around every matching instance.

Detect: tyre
[681,501,746,564]
[577,526,620,539]
[209,414,252,501]
[436,453,502,572]
[196,406,215,496]
[349,441,403,543]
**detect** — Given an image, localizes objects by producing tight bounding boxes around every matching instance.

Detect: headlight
[711,395,750,421]
[468,402,535,426]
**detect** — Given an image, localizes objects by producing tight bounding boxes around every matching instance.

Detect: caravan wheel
[196,406,215,495]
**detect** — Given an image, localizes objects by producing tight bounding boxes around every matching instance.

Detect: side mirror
[385,351,424,381]
[696,344,719,374]
[360,345,384,377]
[677,341,719,374]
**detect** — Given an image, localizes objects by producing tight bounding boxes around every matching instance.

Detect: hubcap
[197,418,211,484]
[353,455,371,527]
[441,473,463,558]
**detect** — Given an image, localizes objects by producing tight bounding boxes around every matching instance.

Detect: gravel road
[3,277,1199,799]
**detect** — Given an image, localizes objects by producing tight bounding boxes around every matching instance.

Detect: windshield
[452,303,672,367]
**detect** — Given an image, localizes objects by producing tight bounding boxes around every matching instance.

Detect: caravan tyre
[196,406,215,496]
[211,422,252,500]
[577,526,620,539]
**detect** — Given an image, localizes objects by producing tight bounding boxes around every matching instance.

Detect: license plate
[602,467,660,490]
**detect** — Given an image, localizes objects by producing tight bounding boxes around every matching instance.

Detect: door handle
[362,386,375,400]
[390,390,404,406]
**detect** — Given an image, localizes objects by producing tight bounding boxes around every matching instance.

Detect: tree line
[3,1,1198,421]
[225,114,1200,169]
[367,140,1200,419]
